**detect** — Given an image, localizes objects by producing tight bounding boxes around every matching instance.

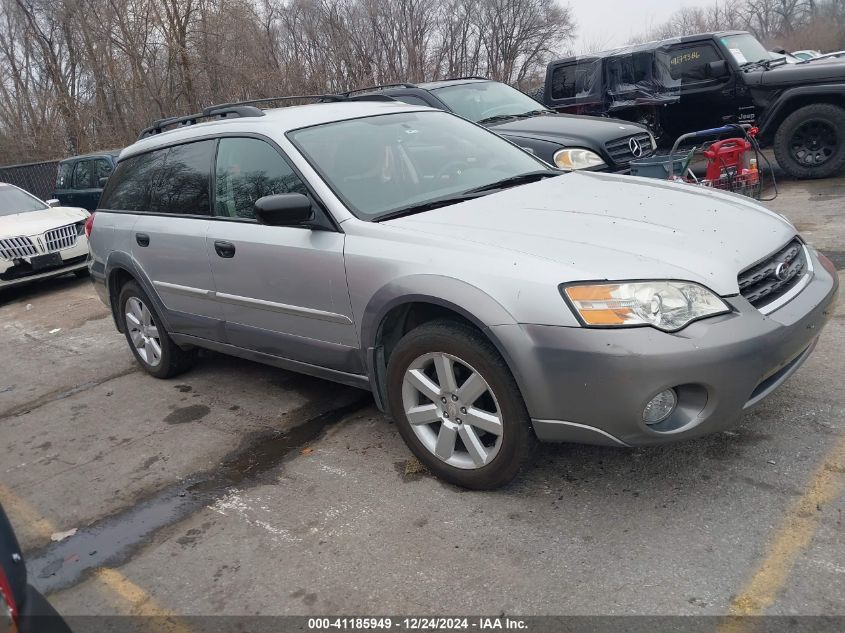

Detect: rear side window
[56,162,72,189]
[99,150,166,211]
[214,137,308,220]
[92,158,113,186]
[99,141,213,214]
[550,60,599,100]
[72,160,93,189]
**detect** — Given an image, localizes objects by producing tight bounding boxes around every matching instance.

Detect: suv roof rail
[344,82,419,96]
[138,94,396,139]
[440,76,489,82]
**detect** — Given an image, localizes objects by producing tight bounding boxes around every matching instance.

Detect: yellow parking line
[95,568,196,632]
[0,483,55,541]
[0,485,193,632]
[719,432,845,631]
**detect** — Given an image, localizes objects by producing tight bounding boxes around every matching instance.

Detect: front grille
[0,236,38,260]
[44,223,78,253]
[605,132,654,165]
[738,238,807,309]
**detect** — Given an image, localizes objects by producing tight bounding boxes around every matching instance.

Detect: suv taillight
[0,565,18,624]
[84,213,95,239]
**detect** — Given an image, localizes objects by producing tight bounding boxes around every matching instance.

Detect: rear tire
[386,320,536,490]
[118,281,195,378]
[773,103,845,179]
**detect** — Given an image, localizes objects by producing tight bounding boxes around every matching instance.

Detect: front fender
[758,84,845,138]
[360,274,526,411]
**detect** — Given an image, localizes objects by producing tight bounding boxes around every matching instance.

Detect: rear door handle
[135,233,150,247]
[214,240,236,258]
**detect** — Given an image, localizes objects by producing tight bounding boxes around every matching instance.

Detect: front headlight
[562,281,730,332]
[553,148,606,170]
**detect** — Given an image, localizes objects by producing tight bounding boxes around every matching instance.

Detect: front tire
[118,281,195,378]
[774,103,845,179]
[386,320,536,490]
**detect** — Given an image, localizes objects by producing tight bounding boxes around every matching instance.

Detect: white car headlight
[562,281,730,332]
[553,148,606,170]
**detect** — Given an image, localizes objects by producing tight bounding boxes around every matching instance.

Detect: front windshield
[0,185,48,216]
[431,81,547,123]
[289,111,548,220]
[722,33,771,66]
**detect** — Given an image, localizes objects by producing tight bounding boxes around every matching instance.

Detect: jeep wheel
[386,320,536,490]
[774,103,845,179]
[118,281,196,378]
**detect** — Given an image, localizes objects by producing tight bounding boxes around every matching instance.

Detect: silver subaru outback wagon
[88,98,838,489]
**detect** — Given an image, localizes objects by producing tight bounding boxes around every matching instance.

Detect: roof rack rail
[138,93,396,139]
[344,82,419,96]
[441,75,489,81]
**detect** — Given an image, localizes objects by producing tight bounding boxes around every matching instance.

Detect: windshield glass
[289,111,547,220]
[721,33,770,66]
[0,185,48,216]
[431,81,547,122]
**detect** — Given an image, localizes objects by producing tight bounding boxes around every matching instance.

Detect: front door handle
[214,240,236,258]
[135,233,150,247]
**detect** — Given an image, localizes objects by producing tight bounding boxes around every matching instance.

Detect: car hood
[488,113,648,146]
[0,206,88,238]
[383,171,796,296]
[745,59,845,86]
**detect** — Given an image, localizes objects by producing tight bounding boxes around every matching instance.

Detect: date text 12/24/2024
[308,617,528,630]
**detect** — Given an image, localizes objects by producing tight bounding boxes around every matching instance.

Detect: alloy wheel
[401,352,504,470]
[125,297,162,367]
[790,119,838,166]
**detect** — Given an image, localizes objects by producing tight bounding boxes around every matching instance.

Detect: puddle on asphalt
[26,395,371,594]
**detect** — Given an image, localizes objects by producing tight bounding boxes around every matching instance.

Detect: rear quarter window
[56,162,72,189]
[99,140,213,214]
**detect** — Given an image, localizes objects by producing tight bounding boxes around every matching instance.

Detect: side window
[551,60,599,100]
[667,43,722,82]
[393,94,432,107]
[55,163,72,189]
[156,141,214,215]
[93,158,113,186]
[99,150,167,211]
[72,160,93,189]
[551,64,577,100]
[214,137,309,220]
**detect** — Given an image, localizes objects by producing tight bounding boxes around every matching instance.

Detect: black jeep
[353,78,656,172]
[542,31,845,179]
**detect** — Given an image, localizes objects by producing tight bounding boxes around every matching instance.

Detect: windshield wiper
[372,170,560,222]
[373,191,491,222]
[465,169,560,194]
[477,114,520,124]
[741,58,776,71]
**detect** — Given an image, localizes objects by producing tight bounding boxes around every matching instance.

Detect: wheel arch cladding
[360,275,525,412]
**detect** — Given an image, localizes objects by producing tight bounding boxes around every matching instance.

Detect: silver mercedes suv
[89,96,838,489]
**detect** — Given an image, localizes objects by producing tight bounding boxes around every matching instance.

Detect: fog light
[643,389,677,425]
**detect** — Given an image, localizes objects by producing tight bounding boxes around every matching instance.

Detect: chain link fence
[0,159,60,200]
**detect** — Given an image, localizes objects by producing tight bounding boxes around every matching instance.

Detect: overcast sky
[569,0,711,52]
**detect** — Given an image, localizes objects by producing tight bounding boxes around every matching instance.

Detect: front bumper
[0,238,89,289]
[493,249,839,447]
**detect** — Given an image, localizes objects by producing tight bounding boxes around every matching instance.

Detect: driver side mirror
[98,176,109,187]
[254,193,314,227]
[706,60,729,79]
[45,198,61,207]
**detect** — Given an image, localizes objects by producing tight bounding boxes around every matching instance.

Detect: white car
[0,183,90,290]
